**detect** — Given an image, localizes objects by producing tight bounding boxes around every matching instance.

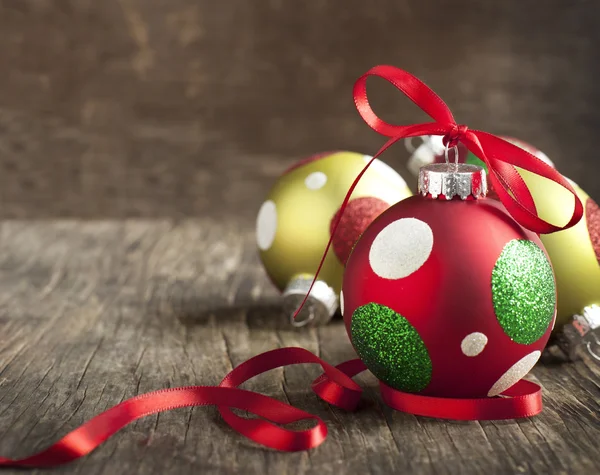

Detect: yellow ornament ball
[256,151,412,327]
[517,168,600,332]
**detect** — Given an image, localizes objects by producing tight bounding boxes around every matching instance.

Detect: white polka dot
[256,200,277,251]
[304,171,328,190]
[369,218,434,280]
[363,155,407,189]
[487,351,541,397]
[461,332,488,357]
[339,290,344,316]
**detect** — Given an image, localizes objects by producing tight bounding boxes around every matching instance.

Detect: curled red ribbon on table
[0,66,571,468]
[0,348,542,467]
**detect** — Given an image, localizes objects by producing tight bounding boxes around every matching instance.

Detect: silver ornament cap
[418,162,487,200]
[555,305,600,364]
[282,274,338,328]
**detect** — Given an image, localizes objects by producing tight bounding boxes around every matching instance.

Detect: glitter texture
[368,218,434,280]
[492,240,555,344]
[585,198,600,264]
[330,197,390,265]
[461,332,488,357]
[418,163,487,200]
[487,350,541,396]
[351,303,432,392]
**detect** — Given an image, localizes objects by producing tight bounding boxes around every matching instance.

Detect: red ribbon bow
[353,65,583,234]
[293,65,584,321]
[0,66,563,468]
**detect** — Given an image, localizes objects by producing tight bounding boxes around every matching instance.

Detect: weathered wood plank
[0,221,597,474]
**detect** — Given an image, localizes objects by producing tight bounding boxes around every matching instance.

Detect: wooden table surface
[0,220,598,474]
[0,1,600,473]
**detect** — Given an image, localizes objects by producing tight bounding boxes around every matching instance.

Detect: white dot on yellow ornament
[461,332,488,357]
[487,350,541,397]
[304,171,328,190]
[363,155,407,189]
[256,200,277,251]
[369,218,434,279]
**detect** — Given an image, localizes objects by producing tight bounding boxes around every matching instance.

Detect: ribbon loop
[353,64,583,235]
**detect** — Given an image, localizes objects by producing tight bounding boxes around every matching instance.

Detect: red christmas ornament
[341,165,557,398]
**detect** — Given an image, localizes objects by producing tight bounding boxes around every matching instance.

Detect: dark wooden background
[0,0,598,220]
[0,1,599,474]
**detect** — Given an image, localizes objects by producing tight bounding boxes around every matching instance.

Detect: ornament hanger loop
[444,142,459,167]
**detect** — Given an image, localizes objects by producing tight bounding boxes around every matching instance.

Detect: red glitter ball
[330,197,391,265]
[586,198,600,264]
[282,151,341,175]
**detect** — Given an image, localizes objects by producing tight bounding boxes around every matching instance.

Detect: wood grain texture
[0,221,597,474]
[0,0,599,218]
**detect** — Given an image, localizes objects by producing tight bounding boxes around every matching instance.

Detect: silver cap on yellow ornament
[555,305,600,363]
[256,151,413,327]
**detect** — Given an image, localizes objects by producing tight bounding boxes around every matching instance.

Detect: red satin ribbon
[293,65,583,321]
[0,66,555,468]
[0,347,542,467]
[353,65,583,234]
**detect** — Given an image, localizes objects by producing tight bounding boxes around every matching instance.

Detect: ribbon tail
[380,380,542,420]
[314,368,542,421]
[0,384,329,467]
[218,348,364,450]
[0,348,365,467]
[465,131,583,234]
[311,359,368,407]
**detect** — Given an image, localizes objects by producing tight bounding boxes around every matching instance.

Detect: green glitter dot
[492,239,556,344]
[350,303,432,392]
[465,152,489,173]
